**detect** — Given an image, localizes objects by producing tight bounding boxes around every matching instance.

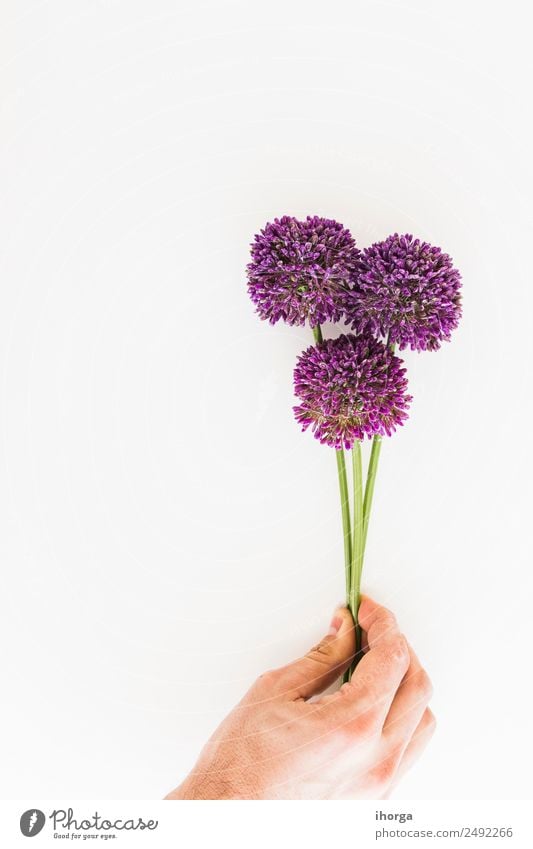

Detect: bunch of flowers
[247,217,462,676]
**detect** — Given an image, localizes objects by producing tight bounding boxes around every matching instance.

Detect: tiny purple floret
[345,233,462,351]
[293,333,411,449]
[247,215,361,327]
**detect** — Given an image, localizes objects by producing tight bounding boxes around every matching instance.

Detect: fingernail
[328,611,343,636]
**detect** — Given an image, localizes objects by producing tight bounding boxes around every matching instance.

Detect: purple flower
[293,333,411,449]
[345,233,462,351]
[247,216,361,327]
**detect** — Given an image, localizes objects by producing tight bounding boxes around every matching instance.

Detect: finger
[388,708,436,790]
[255,606,356,701]
[358,595,399,647]
[382,643,433,745]
[320,624,409,734]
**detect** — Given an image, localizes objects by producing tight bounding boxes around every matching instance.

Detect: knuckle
[338,692,381,737]
[381,633,409,664]
[395,634,409,658]
[354,705,381,737]
[371,751,399,786]
[374,610,397,636]
[308,640,334,666]
[379,609,397,626]
[329,684,382,738]
[255,668,278,689]
[413,669,433,700]
[425,709,437,734]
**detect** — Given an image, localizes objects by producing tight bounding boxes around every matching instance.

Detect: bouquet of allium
[247,216,462,679]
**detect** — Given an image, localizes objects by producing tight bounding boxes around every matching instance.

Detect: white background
[1,0,532,801]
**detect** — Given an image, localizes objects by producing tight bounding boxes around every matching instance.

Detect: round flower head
[247,215,361,327]
[293,333,411,449]
[345,233,462,351]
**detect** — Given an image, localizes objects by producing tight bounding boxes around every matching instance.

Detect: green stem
[312,325,323,344]
[361,339,393,557]
[312,324,351,599]
[362,434,382,556]
[348,442,363,678]
[312,323,353,684]
[335,448,352,603]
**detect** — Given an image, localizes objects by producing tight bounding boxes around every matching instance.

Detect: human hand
[165,596,435,799]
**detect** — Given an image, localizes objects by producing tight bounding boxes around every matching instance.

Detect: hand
[165,596,435,799]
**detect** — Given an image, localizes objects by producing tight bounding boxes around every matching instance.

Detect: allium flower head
[345,233,462,351]
[293,333,411,449]
[247,215,361,327]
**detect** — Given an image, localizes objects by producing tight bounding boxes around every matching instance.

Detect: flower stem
[362,434,382,556]
[311,323,353,683]
[361,340,393,556]
[347,442,363,679]
[335,448,352,603]
[312,324,323,344]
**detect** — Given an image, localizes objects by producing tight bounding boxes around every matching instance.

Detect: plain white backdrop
[1,0,532,800]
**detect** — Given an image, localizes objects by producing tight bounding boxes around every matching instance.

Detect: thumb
[270,606,355,701]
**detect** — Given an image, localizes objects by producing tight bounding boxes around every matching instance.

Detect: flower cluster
[345,233,462,351]
[246,214,462,649]
[293,334,411,449]
[247,215,462,448]
[246,215,361,327]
